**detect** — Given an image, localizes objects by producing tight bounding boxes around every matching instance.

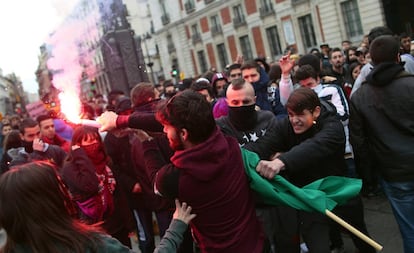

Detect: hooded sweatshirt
[142,127,264,253]
[252,67,272,111]
[350,62,414,182]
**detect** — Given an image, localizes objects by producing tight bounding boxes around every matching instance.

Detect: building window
[160,0,170,25]
[233,4,246,28]
[191,24,202,43]
[197,50,208,73]
[259,0,274,17]
[341,0,363,38]
[167,34,175,53]
[266,26,282,60]
[210,15,222,34]
[239,35,253,60]
[216,43,228,70]
[185,0,196,14]
[298,14,317,50]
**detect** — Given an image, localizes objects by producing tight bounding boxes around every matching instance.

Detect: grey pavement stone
[343,194,403,253]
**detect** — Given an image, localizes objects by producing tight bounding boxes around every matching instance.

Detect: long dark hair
[0,161,102,253]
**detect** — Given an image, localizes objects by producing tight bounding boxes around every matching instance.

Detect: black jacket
[350,62,414,182]
[257,101,346,187]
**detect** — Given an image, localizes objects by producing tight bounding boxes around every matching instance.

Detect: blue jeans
[381,179,414,253]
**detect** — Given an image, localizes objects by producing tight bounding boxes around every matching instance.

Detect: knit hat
[211,72,228,86]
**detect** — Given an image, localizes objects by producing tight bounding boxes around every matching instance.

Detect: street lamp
[141,32,156,84]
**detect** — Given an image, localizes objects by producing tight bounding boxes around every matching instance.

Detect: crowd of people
[0,26,413,253]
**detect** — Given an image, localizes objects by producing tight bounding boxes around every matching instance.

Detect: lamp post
[141,32,156,84]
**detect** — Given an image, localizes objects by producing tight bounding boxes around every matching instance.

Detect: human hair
[0,161,102,253]
[329,47,343,59]
[202,70,216,82]
[268,64,282,82]
[163,80,175,88]
[36,114,53,125]
[255,57,270,72]
[19,118,38,134]
[368,26,393,45]
[369,35,400,65]
[240,60,261,73]
[191,80,214,98]
[156,90,216,145]
[399,32,410,39]
[286,87,321,114]
[295,65,319,81]
[346,61,363,84]
[298,54,321,74]
[3,130,21,151]
[67,126,107,162]
[130,82,156,107]
[106,90,125,112]
[1,123,11,132]
[227,63,241,73]
[229,78,247,91]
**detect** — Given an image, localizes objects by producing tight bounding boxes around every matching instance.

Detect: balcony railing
[192,33,202,44]
[233,16,246,29]
[211,25,223,35]
[161,14,170,25]
[292,0,308,6]
[185,1,195,14]
[259,5,275,18]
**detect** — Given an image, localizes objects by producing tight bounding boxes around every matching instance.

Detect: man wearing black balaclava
[6,118,66,169]
[215,78,280,252]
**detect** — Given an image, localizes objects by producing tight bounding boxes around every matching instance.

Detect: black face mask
[22,140,34,153]
[228,104,257,130]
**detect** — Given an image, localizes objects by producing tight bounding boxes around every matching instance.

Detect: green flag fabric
[241,148,362,213]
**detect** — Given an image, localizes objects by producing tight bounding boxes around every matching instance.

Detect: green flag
[241,148,362,213]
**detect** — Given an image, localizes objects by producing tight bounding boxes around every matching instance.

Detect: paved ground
[131,193,403,253]
[342,193,403,253]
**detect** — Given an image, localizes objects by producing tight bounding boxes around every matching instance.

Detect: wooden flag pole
[325,210,383,251]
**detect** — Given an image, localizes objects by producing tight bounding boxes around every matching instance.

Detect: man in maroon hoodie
[140,90,264,252]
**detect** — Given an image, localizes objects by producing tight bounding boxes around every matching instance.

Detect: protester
[216,78,282,252]
[62,125,133,247]
[241,60,273,112]
[350,26,394,97]
[350,35,414,253]
[138,90,264,252]
[278,55,374,252]
[0,161,133,253]
[0,130,21,174]
[0,123,12,161]
[37,114,70,152]
[7,118,66,168]
[255,88,347,253]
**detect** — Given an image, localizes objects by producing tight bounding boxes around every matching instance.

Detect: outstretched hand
[173,199,196,225]
[96,111,118,132]
[279,52,296,75]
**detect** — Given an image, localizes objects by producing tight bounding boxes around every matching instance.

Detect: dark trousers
[273,205,331,253]
[329,195,376,253]
[134,208,173,253]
